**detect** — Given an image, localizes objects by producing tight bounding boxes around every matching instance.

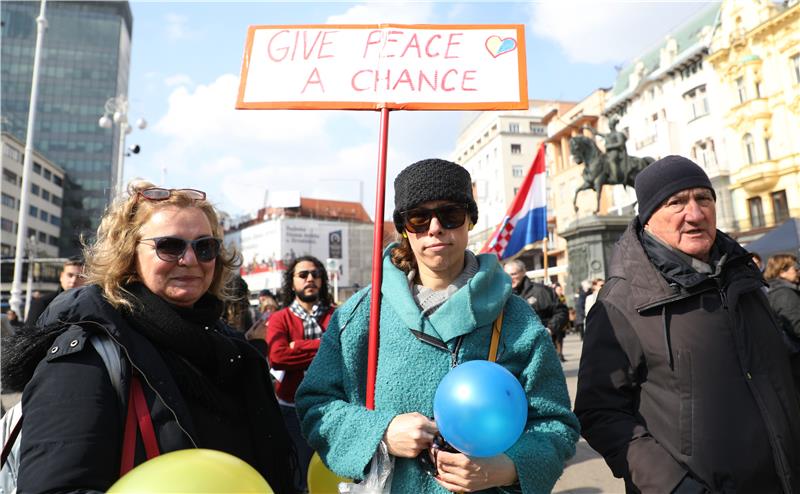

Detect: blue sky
[126,1,712,220]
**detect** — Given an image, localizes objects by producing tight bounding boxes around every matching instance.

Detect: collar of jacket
[380,243,511,343]
[769,277,800,292]
[610,218,761,312]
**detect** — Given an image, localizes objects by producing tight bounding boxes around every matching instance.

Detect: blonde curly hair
[83,180,240,309]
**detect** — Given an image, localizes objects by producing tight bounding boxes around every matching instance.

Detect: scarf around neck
[411,250,480,316]
[289,300,328,340]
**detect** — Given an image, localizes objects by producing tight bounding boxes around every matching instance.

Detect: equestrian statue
[570,116,655,214]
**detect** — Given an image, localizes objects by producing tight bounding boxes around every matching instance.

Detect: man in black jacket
[25,257,84,324]
[504,259,568,360]
[575,156,800,493]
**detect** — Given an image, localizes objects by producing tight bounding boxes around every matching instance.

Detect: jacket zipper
[74,319,199,449]
[409,329,463,368]
[712,290,792,492]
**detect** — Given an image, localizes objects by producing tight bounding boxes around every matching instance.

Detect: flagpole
[542,232,548,283]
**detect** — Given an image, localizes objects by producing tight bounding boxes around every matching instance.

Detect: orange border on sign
[236,24,528,111]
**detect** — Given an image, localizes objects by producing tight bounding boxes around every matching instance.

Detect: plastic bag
[338,441,394,494]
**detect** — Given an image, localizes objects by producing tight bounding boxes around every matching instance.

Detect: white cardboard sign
[237,24,527,110]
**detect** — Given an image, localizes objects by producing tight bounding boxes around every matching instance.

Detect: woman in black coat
[765,254,800,343]
[12,183,294,493]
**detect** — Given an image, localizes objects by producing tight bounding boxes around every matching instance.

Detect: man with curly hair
[267,255,335,492]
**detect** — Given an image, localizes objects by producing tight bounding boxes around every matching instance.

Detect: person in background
[245,290,280,358]
[223,275,254,334]
[503,260,569,361]
[296,158,578,493]
[267,256,335,493]
[8,183,293,493]
[25,257,85,324]
[573,279,591,340]
[582,278,605,318]
[764,253,800,392]
[751,252,764,272]
[575,156,800,493]
[5,310,24,330]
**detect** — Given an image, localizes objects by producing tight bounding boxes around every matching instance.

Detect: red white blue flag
[481,143,547,259]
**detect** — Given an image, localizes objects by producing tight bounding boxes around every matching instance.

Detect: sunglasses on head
[401,204,469,234]
[138,236,221,263]
[295,269,322,280]
[137,188,206,202]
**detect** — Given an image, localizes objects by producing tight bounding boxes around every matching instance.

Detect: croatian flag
[481,143,547,260]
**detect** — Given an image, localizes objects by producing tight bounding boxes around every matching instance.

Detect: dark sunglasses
[401,204,469,234]
[295,269,322,280]
[137,188,206,202]
[138,236,221,263]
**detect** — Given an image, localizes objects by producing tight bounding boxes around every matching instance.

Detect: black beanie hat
[393,158,478,233]
[635,155,716,225]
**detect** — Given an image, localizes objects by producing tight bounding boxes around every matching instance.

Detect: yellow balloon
[307,452,350,494]
[109,448,274,493]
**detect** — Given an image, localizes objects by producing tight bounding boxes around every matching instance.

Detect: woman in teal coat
[296,159,579,493]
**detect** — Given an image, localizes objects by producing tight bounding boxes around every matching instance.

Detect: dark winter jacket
[512,277,568,332]
[575,219,800,494]
[14,285,294,494]
[768,277,800,341]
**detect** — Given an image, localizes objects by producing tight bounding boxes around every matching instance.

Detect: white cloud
[530,2,712,64]
[164,13,196,41]
[326,3,435,24]
[164,74,194,87]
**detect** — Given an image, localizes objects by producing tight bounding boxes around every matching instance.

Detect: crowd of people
[0,154,798,493]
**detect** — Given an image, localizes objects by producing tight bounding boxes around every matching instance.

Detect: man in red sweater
[267,255,335,492]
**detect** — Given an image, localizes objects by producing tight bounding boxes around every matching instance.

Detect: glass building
[1,1,132,255]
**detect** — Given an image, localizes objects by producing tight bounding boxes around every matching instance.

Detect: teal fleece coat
[296,247,579,493]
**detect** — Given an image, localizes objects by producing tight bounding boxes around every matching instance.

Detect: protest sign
[237,24,527,110]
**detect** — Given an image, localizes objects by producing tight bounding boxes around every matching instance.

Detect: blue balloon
[433,360,527,457]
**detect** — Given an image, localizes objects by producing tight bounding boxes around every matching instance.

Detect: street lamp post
[98,95,146,197]
[9,0,48,317]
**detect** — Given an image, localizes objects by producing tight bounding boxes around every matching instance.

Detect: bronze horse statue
[569,135,654,214]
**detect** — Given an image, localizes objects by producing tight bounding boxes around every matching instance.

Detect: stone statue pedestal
[559,214,633,298]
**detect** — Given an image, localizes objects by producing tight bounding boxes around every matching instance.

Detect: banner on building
[237,24,527,110]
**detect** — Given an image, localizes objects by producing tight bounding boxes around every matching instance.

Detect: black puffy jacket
[513,277,568,332]
[575,219,800,494]
[16,285,294,494]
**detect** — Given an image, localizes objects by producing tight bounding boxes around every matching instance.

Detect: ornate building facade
[707,0,800,240]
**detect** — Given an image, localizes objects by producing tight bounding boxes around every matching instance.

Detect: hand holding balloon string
[383,412,438,457]
[433,450,518,492]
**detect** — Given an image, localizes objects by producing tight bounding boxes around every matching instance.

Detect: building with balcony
[707,0,800,240]
[603,3,736,231]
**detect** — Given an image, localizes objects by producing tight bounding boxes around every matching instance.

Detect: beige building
[452,101,574,264]
[1,132,65,258]
[707,0,800,239]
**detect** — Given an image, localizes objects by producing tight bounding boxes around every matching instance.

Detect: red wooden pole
[366,107,390,410]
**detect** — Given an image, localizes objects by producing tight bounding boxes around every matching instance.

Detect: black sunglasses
[138,236,221,263]
[137,188,206,202]
[295,269,322,280]
[401,204,469,234]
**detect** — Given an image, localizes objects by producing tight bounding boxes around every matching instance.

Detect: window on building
[52,195,62,206]
[1,244,11,256]
[692,140,717,168]
[31,183,40,196]
[530,122,544,135]
[511,144,521,154]
[743,134,756,164]
[3,145,21,162]
[1,219,14,233]
[43,169,51,180]
[29,205,38,218]
[748,196,765,228]
[736,77,747,103]
[509,123,519,133]
[33,162,42,174]
[3,169,18,185]
[771,190,790,224]
[48,235,59,247]
[53,175,63,187]
[792,53,800,84]
[512,165,524,177]
[684,85,709,120]
[41,189,50,201]
[38,231,47,243]
[27,228,36,239]
[1,193,15,209]
[50,215,60,227]
[39,210,48,222]
[763,137,772,161]
[755,81,762,98]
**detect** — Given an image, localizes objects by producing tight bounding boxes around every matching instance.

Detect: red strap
[119,375,160,476]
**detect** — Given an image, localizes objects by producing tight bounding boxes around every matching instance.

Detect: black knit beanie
[393,159,478,233]
[635,155,715,225]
